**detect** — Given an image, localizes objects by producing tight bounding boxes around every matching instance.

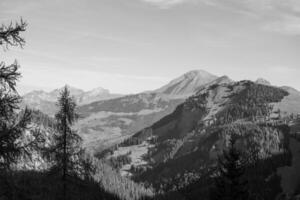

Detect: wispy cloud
[228,0,300,35]
[188,0,300,36]
[211,0,300,35]
[139,0,193,8]
[0,0,38,15]
[68,31,152,46]
[263,15,300,36]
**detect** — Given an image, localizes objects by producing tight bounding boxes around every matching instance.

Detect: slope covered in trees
[101,80,296,199]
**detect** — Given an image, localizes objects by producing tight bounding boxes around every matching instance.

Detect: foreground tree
[211,135,249,200]
[51,86,83,200]
[0,20,32,199]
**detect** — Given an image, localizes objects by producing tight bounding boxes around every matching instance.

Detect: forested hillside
[102,80,300,199]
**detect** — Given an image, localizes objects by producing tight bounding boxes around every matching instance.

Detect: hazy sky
[1,0,300,94]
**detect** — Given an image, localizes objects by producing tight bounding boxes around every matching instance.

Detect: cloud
[194,0,300,35]
[263,15,300,36]
[233,0,300,35]
[68,31,152,46]
[142,0,300,35]
[139,0,192,8]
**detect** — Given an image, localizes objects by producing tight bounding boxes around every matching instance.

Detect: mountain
[103,80,300,198]
[73,70,224,153]
[19,70,300,198]
[155,70,218,97]
[77,87,121,105]
[21,70,221,153]
[275,86,300,116]
[255,78,271,85]
[21,91,58,116]
[49,85,85,98]
[22,85,123,115]
[195,75,232,92]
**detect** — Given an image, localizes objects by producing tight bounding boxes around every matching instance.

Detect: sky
[0,0,300,94]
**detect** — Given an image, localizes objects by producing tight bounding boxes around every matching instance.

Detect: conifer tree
[52,86,82,200]
[211,135,249,200]
[0,19,31,199]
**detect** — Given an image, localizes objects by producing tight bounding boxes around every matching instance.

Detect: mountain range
[23,70,223,152]
[22,86,123,116]
[21,69,300,199]
[22,70,300,154]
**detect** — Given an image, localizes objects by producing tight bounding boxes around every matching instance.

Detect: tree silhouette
[211,135,249,200]
[0,19,32,199]
[51,86,83,200]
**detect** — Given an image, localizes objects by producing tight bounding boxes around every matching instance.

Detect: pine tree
[0,19,31,199]
[211,135,249,200]
[51,86,83,200]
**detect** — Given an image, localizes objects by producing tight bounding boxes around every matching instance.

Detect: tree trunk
[63,115,67,200]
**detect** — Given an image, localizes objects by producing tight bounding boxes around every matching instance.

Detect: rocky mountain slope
[103,80,300,198]
[155,70,218,98]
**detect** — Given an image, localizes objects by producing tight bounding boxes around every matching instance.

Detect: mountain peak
[155,69,218,97]
[88,87,110,95]
[183,69,214,78]
[255,78,271,86]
